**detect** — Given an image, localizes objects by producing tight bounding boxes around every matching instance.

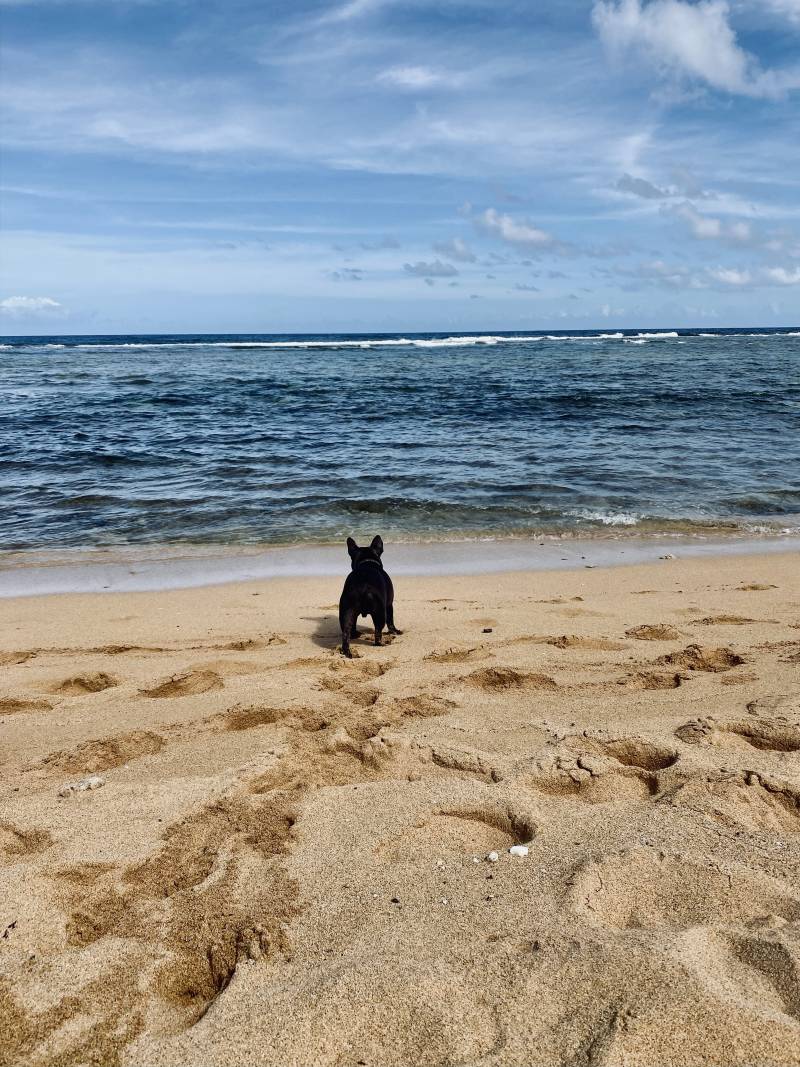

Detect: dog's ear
[346,536,359,559]
[370,535,384,556]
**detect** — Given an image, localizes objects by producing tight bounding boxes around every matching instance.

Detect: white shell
[509,845,529,858]
[486,851,500,863]
[58,774,106,797]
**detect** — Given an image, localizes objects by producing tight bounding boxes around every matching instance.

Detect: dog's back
[338,536,401,656]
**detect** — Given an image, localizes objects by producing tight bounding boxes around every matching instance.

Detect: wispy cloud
[619,258,800,290]
[0,295,63,315]
[377,65,465,90]
[759,0,800,26]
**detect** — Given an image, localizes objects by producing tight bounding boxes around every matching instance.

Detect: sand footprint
[0,822,53,857]
[424,646,489,663]
[675,717,800,754]
[655,645,745,673]
[0,650,37,666]
[622,670,684,690]
[53,672,118,695]
[223,704,327,733]
[465,667,557,692]
[529,736,677,804]
[548,635,629,651]
[40,730,165,775]
[667,772,800,835]
[675,926,800,1025]
[141,669,223,698]
[0,696,53,714]
[528,766,657,805]
[625,623,682,641]
[566,847,800,929]
[215,634,287,651]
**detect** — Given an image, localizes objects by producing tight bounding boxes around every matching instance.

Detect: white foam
[5,330,798,353]
[575,511,640,527]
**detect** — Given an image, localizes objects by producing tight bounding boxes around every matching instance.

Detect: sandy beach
[2,548,800,1066]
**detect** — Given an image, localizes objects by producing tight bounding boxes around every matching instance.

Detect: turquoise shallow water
[1,328,798,551]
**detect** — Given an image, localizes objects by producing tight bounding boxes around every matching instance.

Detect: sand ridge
[0,551,799,1066]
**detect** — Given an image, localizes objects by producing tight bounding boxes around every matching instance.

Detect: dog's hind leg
[339,603,356,658]
[371,604,386,647]
[386,602,403,636]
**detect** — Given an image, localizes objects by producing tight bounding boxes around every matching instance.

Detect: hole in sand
[375,807,532,860]
[600,738,678,771]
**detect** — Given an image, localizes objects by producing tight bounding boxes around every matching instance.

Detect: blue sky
[1,0,799,334]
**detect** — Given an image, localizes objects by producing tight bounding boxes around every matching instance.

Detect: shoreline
[1,532,800,597]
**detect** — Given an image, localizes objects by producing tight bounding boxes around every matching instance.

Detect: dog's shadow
[303,615,388,651]
[303,615,341,650]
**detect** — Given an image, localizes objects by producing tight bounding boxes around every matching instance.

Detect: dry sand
[1,549,799,1066]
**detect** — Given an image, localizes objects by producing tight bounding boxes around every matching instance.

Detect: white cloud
[674,202,751,241]
[320,0,387,23]
[623,259,800,290]
[763,265,800,285]
[378,66,464,90]
[707,266,752,286]
[593,0,800,97]
[760,0,800,25]
[478,208,555,248]
[431,237,476,262]
[0,295,63,314]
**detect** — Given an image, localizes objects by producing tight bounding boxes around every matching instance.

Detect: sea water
[1,328,798,553]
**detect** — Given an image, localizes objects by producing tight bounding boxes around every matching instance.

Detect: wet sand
[1,549,799,1065]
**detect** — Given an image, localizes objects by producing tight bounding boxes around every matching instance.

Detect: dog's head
[346,535,384,570]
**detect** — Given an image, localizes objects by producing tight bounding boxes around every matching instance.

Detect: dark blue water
[1,329,799,551]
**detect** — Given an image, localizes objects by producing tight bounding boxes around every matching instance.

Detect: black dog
[338,535,401,657]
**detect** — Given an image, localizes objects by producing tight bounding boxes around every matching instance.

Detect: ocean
[1,328,799,555]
